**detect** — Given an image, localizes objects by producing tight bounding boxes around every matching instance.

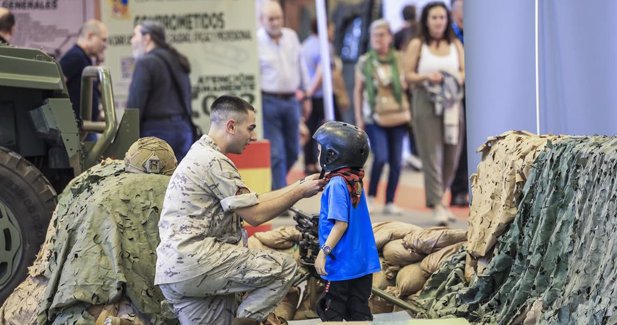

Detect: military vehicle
[0,45,138,302]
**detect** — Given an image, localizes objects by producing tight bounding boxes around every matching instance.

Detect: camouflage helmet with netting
[124,137,177,175]
[313,121,370,172]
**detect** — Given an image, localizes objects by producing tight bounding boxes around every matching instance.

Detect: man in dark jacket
[127,20,193,161]
[60,20,108,142]
[0,8,15,44]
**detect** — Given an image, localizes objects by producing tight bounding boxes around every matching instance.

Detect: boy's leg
[347,274,374,321]
[317,280,349,321]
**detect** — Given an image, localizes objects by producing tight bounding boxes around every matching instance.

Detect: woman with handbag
[354,19,410,215]
[404,1,465,225]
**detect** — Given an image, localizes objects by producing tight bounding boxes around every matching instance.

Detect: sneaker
[450,193,469,207]
[433,205,449,226]
[367,196,378,214]
[383,203,404,215]
[405,154,423,171]
[446,208,458,222]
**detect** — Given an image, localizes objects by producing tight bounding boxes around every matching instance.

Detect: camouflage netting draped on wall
[411,135,617,325]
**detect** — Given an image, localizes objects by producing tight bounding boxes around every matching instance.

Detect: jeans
[141,118,193,162]
[262,95,301,190]
[365,123,407,203]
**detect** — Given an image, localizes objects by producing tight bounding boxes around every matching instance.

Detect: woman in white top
[404,1,465,225]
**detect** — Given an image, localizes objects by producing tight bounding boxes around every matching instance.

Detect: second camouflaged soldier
[155,95,327,325]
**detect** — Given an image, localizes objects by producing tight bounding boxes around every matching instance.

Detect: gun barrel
[370,287,423,314]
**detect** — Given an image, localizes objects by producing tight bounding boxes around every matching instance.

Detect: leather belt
[262,91,295,100]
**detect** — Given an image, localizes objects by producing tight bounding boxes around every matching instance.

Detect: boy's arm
[323,221,348,252]
[315,220,348,276]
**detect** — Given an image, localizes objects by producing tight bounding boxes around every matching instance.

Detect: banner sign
[101,0,261,136]
[2,0,92,57]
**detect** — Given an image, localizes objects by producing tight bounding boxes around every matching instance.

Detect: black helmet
[313,121,370,172]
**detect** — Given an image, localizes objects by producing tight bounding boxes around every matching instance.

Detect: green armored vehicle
[0,45,138,302]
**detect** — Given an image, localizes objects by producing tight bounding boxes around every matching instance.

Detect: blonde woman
[354,19,410,215]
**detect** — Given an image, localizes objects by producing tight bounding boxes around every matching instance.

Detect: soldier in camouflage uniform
[155,95,327,325]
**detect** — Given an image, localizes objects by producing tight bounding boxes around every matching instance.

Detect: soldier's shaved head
[210,95,255,125]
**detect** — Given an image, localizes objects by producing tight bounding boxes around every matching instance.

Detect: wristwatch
[321,245,332,256]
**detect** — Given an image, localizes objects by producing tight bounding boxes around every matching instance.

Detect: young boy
[312,121,381,321]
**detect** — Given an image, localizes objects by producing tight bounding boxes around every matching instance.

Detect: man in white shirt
[257,1,310,190]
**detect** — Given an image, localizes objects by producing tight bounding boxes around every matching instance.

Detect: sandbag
[420,242,466,275]
[383,239,425,267]
[395,263,430,298]
[383,261,400,281]
[247,236,267,250]
[273,287,300,321]
[368,295,394,314]
[372,261,394,290]
[254,226,302,249]
[373,221,422,250]
[403,227,466,255]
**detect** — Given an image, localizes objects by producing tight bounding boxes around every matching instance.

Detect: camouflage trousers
[159,245,297,325]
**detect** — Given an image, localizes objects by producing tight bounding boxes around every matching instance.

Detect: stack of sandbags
[392,228,466,298]
[466,131,560,280]
[373,221,422,250]
[369,222,467,313]
[262,222,467,319]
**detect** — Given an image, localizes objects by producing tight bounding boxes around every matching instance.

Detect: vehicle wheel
[0,147,57,303]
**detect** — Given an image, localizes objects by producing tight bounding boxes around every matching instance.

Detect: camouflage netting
[466,131,560,279]
[0,159,176,325]
[408,135,617,325]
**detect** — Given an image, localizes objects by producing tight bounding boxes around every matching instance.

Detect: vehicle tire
[0,146,57,303]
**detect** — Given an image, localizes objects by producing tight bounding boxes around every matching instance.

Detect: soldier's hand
[314,250,327,276]
[304,173,322,181]
[298,176,327,198]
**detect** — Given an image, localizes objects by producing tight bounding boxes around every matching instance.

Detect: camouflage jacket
[155,135,258,284]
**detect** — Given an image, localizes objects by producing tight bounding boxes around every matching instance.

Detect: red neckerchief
[325,167,365,208]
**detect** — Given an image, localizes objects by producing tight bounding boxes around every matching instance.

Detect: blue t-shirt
[319,176,381,281]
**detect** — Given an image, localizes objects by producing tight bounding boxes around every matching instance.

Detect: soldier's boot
[231,317,260,325]
[261,312,289,325]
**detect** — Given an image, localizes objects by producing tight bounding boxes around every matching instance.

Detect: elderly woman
[404,1,465,224]
[354,19,410,215]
